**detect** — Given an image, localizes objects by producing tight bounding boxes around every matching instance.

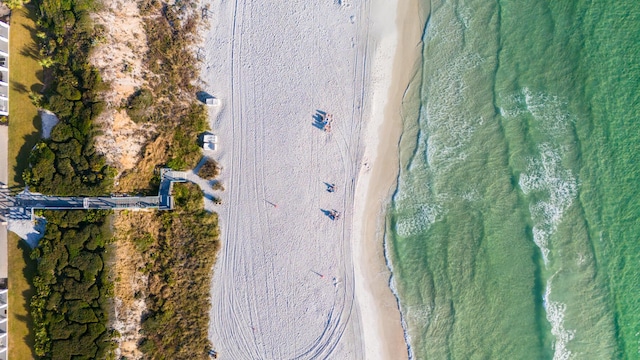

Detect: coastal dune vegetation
[121,0,206,173]
[22,0,117,357]
[17,0,221,358]
[119,183,219,359]
[114,2,222,356]
[30,210,114,358]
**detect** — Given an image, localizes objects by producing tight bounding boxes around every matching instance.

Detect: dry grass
[112,212,160,360]
[7,6,43,360]
[7,233,36,360]
[115,134,171,193]
[90,0,154,173]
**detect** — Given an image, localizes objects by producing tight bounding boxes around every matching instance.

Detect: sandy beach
[199,0,425,358]
[352,0,428,358]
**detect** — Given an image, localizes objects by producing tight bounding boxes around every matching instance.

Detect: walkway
[0,169,189,220]
[0,125,7,280]
[0,126,7,187]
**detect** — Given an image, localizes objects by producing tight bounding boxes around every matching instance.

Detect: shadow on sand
[312,109,327,130]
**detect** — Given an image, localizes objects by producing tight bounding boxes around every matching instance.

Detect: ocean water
[388,0,640,358]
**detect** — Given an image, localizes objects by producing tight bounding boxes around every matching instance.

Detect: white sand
[199,0,418,358]
[40,109,59,139]
[7,215,45,248]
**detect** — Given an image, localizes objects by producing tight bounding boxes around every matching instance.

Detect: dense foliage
[135,183,220,359]
[1,0,31,10]
[23,1,219,359]
[26,0,116,358]
[30,210,115,358]
[23,0,113,195]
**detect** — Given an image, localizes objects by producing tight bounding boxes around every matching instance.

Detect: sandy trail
[201,0,371,358]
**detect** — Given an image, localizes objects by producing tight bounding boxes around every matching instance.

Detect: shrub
[50,123,74,142]
[3,0,30,10]
[28,0,114,357]
[211,181,224,191]
[56,81,82,101]
[126,88,154,123]
[31,211,112,358]
[198,159,220,179]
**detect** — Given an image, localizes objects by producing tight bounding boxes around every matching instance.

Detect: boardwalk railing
[0,168,184,214]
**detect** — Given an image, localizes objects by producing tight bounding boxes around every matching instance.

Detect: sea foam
[544,275,575,360]
[519,143,577,264]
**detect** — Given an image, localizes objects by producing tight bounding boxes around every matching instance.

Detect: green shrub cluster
[136,183,219,359]
[25,1,116,358]
[166,103,207,170]
[30,210,115,359]
[125,87,153,124]
[23,0,113,196]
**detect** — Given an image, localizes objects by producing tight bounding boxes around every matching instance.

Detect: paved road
[0,125,6,187]
[0,224,5,279]
[0,125,6,280]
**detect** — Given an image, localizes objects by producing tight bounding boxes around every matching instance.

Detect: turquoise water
[388,0,640,358]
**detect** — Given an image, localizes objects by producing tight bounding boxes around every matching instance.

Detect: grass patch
[7,6,43,360]
[8,5,43,188]
[8,233,37,360]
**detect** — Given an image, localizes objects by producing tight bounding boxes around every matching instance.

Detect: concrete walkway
[0,125,7,187]
[0,125,7,280]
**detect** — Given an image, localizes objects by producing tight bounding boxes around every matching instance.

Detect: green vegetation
[8,5,43,187]
[29,210,115,358]
[22,0,115,358]
[2,0,31,10]
[166,104,207,170]
[132,183,219,359]
[113,3,222,357]
[23,0,113,196]
[14,0,220,358]
[8,233,37,360]
[125,87,153,124]
[7,6,44,360]
[133,0,207,171]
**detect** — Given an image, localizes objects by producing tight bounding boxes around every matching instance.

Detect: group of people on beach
[314,111,341,220]
[325,183,340,220]
[322,113,334,132]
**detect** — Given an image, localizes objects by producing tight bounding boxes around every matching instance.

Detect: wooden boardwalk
[0,169,189,220]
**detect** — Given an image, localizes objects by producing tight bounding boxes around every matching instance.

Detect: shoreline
[352,0,427,358]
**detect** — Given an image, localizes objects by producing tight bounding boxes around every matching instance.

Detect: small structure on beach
[196,91,220,107]
[203,134,218,151]
[206,97,221,107]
